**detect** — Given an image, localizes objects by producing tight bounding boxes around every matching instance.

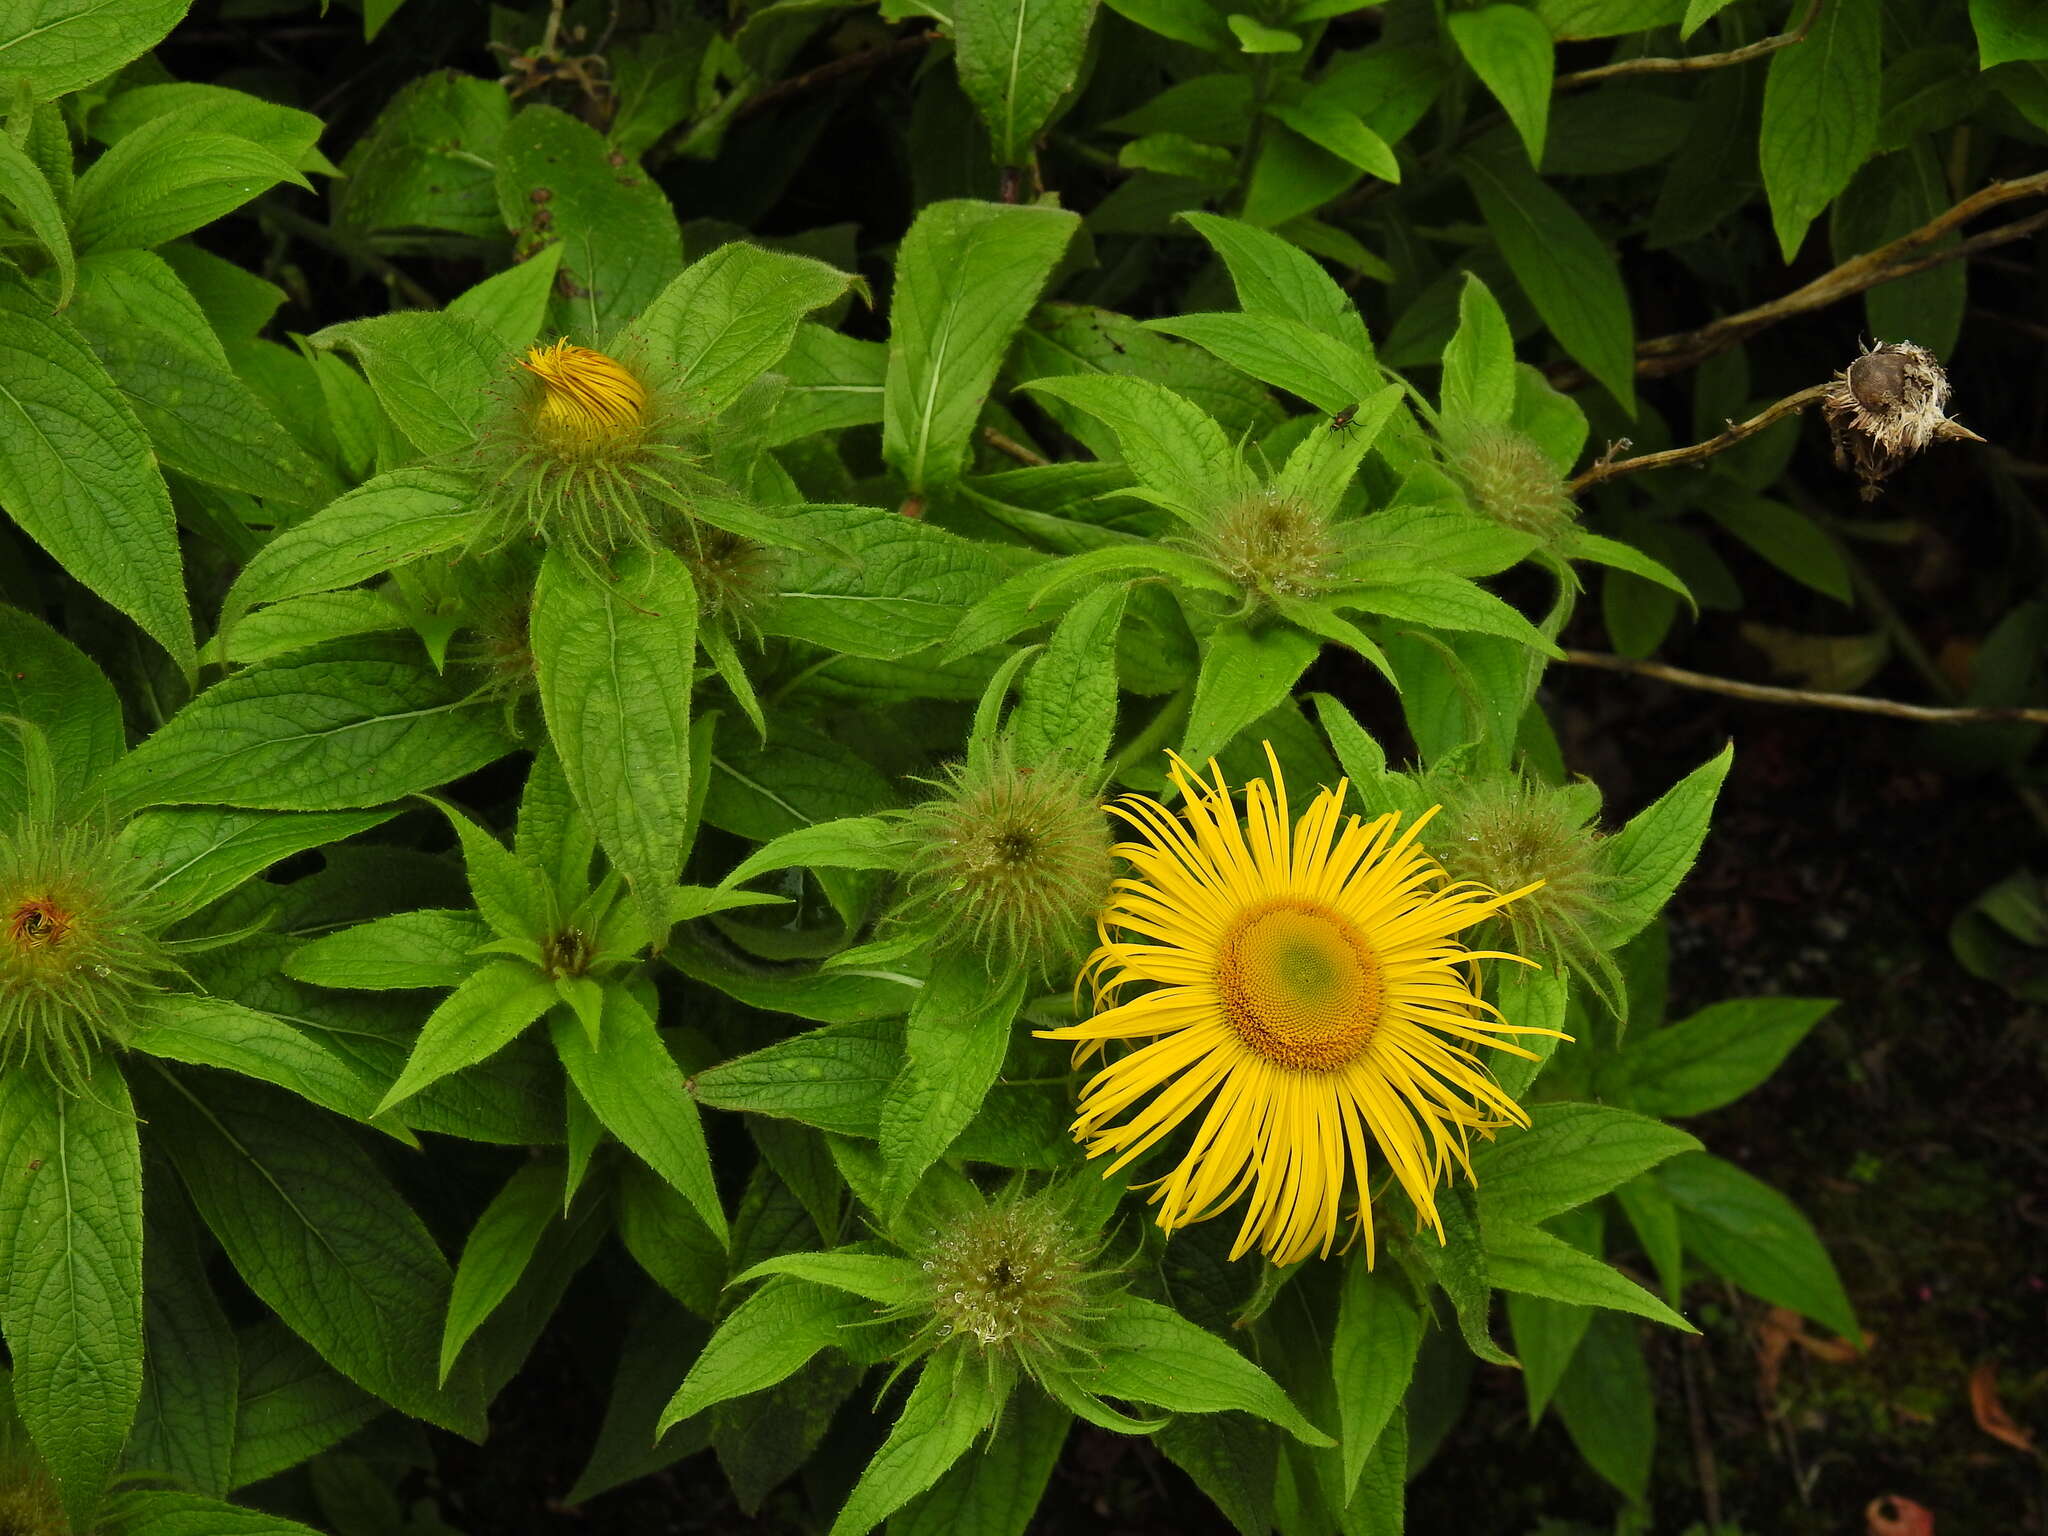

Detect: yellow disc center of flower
[1214,900,1382,1071]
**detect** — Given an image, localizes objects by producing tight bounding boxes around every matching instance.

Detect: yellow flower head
[519,339,649,451]
[1039,747,1557,1267]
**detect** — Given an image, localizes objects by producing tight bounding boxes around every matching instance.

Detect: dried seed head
[1445,424,1577,544]
[1193,489,1339,607]
[1821,341,1985,501]
[0,820,177,1089]
[0,1459,65,1536]
[891,743,1114,983]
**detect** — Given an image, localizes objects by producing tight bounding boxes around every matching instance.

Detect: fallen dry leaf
[1756,1306,1866,1397]
[1968,1362,2036,1454]
[1867,1494,1935,1536]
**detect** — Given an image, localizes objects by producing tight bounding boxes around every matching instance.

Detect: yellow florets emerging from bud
[0,821,176,1090]
[890,744,1114,983]
[1446,424,1577,545]
[1194,489,1338,609]
[467,335,713,571]
[519,340,650,455]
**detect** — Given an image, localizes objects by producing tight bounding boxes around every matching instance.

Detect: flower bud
[1426,772,1624,1013]
[1193,489,1338,608]
[891,744,1113,983]
[0,820,176,1089]
[1445,424,1577,544]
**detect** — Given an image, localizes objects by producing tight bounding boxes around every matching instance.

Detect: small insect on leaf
[1329,404,1359,432]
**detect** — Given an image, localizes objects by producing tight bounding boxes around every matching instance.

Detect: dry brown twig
[1569,384,1831,495]
[1555,0,1823,91]
[1561,650,2048,726]
[981,425,1050,467]
[1548,169,2048,390]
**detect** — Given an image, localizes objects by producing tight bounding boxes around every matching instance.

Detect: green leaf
[92,83,327,173]
[1505,1289,1589,1422]
[1144,312,1381,418]
[98,1489,325,1536]
[955,0,1100,164]
[1183,621,1323,767]
[69,257,335,507]
[694,1017,903,1135]
[0,603,124,820]
[441,1160,562,1383]
[119,807,395,925]
[718,817,901,890]
[434,799,549,945]
[1536,0,1683,36]
[1092,1297,1331,1444]
[1333,1266,1423,1502]
[1409,1183,1512,1365]
[1485,1219,1693,1331]
[1178,211,1371,357]
[890,1383,1068,1536]
[1100,0,1232,49]
[1022,372,1242,515]
[1448,5,1555,166]
[444,244,565,352]
[0,131,74,309]
[284,909,491,991]
[1599,744,1732,946]
[551,988,728,1244]
[1612,1175,1684,1307]
[334,72,510,245]
[0,0,189,97]
[1340,566,1561,657]
[1474,1102,1701,1225]
[1618,997,1834,1119]
[878,953,1028,1217]
[761,503,1016,661]
[661,1276,869,1425]
[1657,1152,1860,1343]
[376,960,559,1115]
[98,637,513,816]
[1227,13,1300,51]
[134,995,389,1126]
[1117,133,1237,184]
[1559,529,1693,602]
[141,1072,485,1436]
[1262,102,1398,182]
[1011,580,1126,773]
[732,1249,925,1305]
[1155,1413,1277,1536]
[1760,0,1880,259]
[566,1300,711,1501]
[883,200,1079,494]
[1552,1312,1652,1501]
[1973,0,2048,67]
[126,1184,238,1494]
[1704,494,1852,603]
[1440,274,1516,430]
[0,1060,143,1524]
[491,105,683,339]
[532,549,698,948]
[223,468,482,618]
[831,1351,1008,1536]
[0,274,193,670]
[72,119,307,254]
[629,242,857,408]
[1459,151,1635,413]
[225,1323,378,1490]
[1680,0,1737,38]
[309,311,502,456]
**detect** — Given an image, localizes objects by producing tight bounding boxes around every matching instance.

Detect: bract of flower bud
[889,743,1114,984]
[0,820,177,1090]
[1444,423,1577,545]
[1191,488,1340,609]
[1821,340,1985,502]
[1425,770,1626,1015]
[672,525,784,640]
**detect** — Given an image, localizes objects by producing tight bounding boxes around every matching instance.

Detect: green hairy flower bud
[1445,424,1577,545]
[891,743,1114,983]
[1194,488,1339,608]
[0,820,176,1090]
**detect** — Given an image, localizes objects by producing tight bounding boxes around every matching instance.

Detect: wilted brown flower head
[1821,341,1984,501]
